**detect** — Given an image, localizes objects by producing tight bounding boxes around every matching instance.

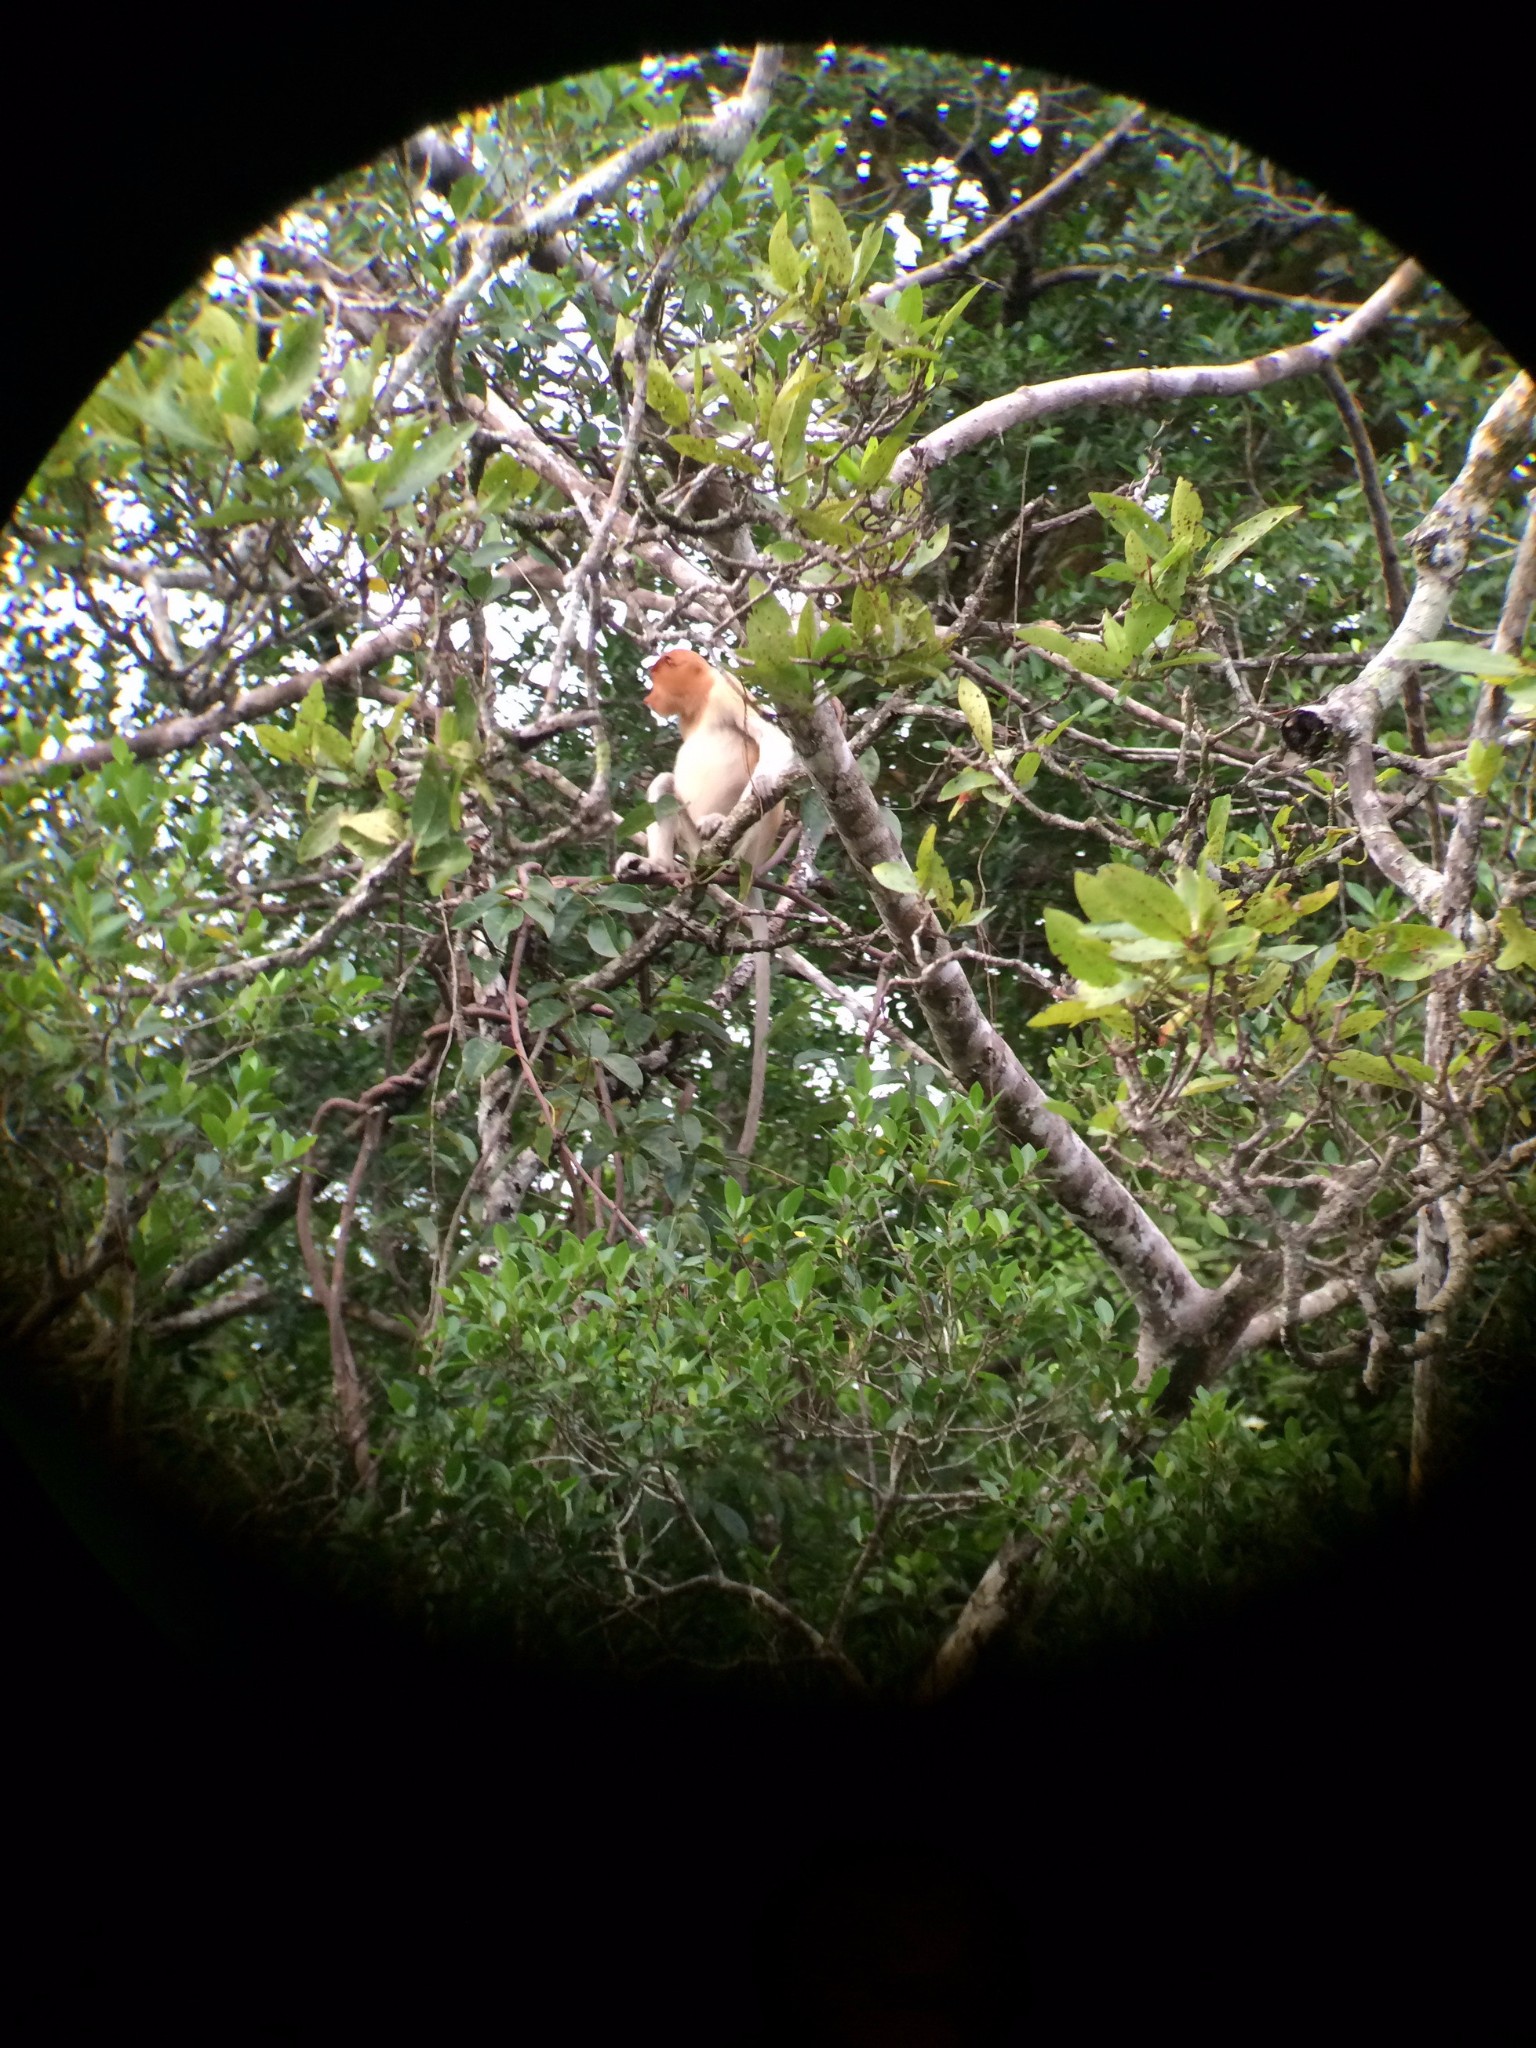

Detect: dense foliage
[2,45,1532,1693]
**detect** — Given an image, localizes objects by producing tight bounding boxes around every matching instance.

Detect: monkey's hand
[616,850,690,885]
[693,812,728,841]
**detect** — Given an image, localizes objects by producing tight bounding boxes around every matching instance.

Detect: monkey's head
[644,647,712,717]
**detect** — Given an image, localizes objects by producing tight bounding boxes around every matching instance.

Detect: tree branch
[888,260,1423,489]
[0,621,421,787]
[865,105,1143,306]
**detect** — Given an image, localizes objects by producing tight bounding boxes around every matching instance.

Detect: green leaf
[380,421,476,508]
[1173,864,1223,933]
[926,283,983,344]
[113,377,225,455]
[767,363,820,476]
[1170,477,1206,548]
[914,825,955,915]
[1121,593,1174,660]
[1043,908,1124,987]
[903,523,951,577]
[937,767,995,802]
[1027,1000,1093,1029]
[474,451,541,514]
[258,312,326,419]
[786,1250,817,1309]
[599,1052,643,1091]
[410,756,455,849]
[795,502,851,544]
[708,350,755,422]
[296,806,344,860]
[741,594,805,702]
[1376,926,1464,980]
[337,807,406,852]
[1089,492,1168,558]
[1334,1005,1387,1039]
[1201,503,1301,576]
[1150,535,1196,606]
[1015,622,1125,681]
[871,859,920,895]
[462,1036,509,1084]
[1201,793,1231,869]
[1074,864,1190,941]
[1404,641,1531,682]
[859,297,915,349]
[851,216,887,293]
[858,426,911,491]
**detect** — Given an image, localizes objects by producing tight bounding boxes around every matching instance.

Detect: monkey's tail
[735,906,771,1162]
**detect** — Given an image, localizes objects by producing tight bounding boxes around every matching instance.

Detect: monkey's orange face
[644,648,703,715]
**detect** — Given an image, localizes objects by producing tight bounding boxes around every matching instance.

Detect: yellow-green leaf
[644,359,692,429]
[1028,1000,1093,1028]
[767,212,805,295]
[1326,1050,1433,1089]
[1467,737,1503,795]
[1016,621,1126,681]
[806,189,855,290]
[1494,908,1536,971]
[1044,908,1125,987]
[1170,476,1206,547]
[956,677,994,756]
[1201,792,1231,869]
[666,432,760,476]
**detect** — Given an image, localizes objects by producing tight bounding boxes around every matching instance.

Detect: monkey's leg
[644,772,684,867]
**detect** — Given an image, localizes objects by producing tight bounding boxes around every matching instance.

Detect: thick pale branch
[1283,373,1536,917]
[888,260,1422,489]
[158,1176,305,1303]
[160,839,413,1003]
[0,622,422,788]
[145,1274,272,1338]
[916,1531,1041,1700]
[380,48,783,407]
[1235,1224,1525,1356]
[775,694,1220,1356]
[463,387,722,621]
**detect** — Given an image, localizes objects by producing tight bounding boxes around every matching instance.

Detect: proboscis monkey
[642,648,795,1160]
